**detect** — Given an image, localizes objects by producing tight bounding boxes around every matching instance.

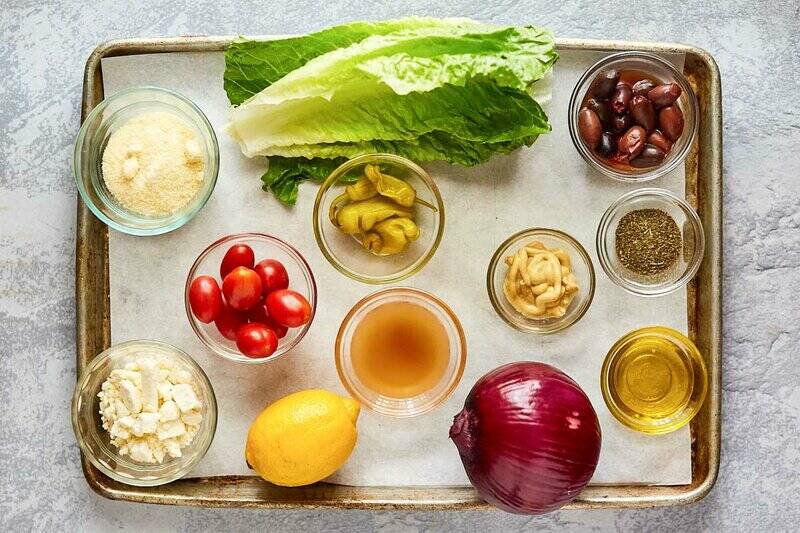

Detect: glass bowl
[596,188,704,296]
[74,86,219,236]
[185,233,317,364]
[71,340,217,486]
[487,228,596,334]
[568,51,699,182]
[335,288,466,417]
[601,326,708,434]
[313,154,444,284]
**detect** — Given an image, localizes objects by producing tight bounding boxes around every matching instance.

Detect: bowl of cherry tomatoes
[185,233,316,363]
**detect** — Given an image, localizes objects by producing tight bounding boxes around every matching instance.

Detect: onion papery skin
[449,361,601,515]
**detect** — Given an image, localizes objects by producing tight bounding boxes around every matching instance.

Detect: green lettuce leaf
[225,17,485,105]
[227,79,550,156]
[261,132,539,205]
[226,22,556,155]
[223,18,557,205]
[261,131,540,166]
[260,157,348,205]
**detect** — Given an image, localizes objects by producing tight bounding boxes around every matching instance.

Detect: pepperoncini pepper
[329,162,431,256]
[364,164,416,207]
[334,198,413,235]
[363,217,420,255]
[345,176,378,201]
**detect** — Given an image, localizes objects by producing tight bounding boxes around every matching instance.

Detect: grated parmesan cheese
[101,111,205,217]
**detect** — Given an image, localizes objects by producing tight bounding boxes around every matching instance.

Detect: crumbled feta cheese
[97,354,203,464]
[118,379,142,414]
[128,440,155,463]
[157,419,186,440]
[157,382,173,402]
[181,410,203,426]
[168,369,192,385]
[139,359,159,413]
[172,383,201,413]
[163,438,182,458]
[159,400,179,422]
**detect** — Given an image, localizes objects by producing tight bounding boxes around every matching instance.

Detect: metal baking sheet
[76,36,721,509]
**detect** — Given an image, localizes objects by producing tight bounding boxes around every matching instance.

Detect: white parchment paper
[103,48,691,486]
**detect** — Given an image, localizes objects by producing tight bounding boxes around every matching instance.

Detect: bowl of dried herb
[596,188,704,296]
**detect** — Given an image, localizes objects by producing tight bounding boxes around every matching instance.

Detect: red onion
[449,362,601,515]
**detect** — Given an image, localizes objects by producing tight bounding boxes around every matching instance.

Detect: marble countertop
[1,1,798,531]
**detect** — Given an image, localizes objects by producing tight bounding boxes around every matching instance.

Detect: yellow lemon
[245,389,360,487]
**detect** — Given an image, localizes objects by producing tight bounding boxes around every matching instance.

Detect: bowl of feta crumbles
[71,339,217,486]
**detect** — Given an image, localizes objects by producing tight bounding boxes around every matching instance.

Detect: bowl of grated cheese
[71,340,217,486]
[74,86,219,236]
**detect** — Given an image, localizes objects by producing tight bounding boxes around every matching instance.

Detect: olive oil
[601,326,707,434]
[350,301,449,399]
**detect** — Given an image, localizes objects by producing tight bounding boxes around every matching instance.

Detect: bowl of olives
[568,51,699,182]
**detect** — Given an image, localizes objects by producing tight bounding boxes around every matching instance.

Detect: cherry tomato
[247,302,288,339]
[266,289,312,328]
[236,323,278,358]
[222,266,262,311]
[214,303,248,341]
[220,244,255,279]
[188,275,223,323]
[253,258,289,295]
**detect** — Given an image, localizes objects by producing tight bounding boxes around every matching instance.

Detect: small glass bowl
[313,154,444,284]
[74,86,219,236]
[568,51,699,182]
[71,340,217,486]
[487,228,596,334]
[596,188,704,297]
[335,288,466,417]
[185,233,317,364]
[601,326,708,434]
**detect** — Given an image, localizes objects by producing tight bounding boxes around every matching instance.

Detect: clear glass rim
[73,85,220,236]
[567,51,699,183]
[70,339,218,486]
[486,228,596,334]
[334,287,467,417]
[596,188,705,297]
[184,233,318,365]
[312,153,445,285]
[600,326,708,434]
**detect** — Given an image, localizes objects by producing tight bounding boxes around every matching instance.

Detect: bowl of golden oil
[601,326,707,434]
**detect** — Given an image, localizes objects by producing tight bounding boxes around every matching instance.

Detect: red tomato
[266,289,312,328]
[236,323,278,358]
[220,244,255,279]
[188,275,223,323]
[253,259,289,295]
[247,302,289,339]
[214,303,248,341]
[222,266,262,311]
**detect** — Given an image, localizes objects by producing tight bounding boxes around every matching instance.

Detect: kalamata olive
[590,69,620,100]
[578,108,602,149]
[610,82,633,114]
[659,105,684,141]
[630,95,656,131]
[586,98,614,128]
[648,83,682,108]
[597,132,616,158]
[618,126,646,159]
[647,130,673,153]
[632,78,656,97]
[630,144,667,168]
[612,113,631,132]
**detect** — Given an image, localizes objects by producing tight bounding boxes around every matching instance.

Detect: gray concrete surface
[1,1,798,531]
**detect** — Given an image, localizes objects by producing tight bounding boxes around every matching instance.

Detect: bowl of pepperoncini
[313,154,444,284]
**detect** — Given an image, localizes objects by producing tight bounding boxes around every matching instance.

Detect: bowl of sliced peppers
[313,154,444,284]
